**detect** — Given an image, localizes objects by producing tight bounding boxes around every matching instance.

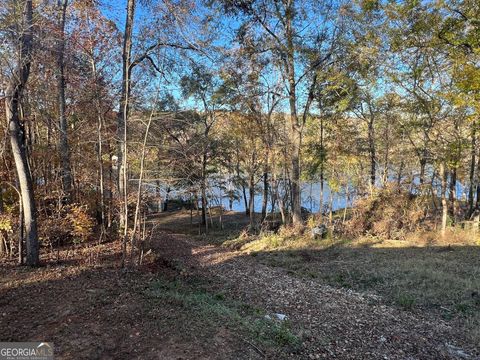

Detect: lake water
[142,174,470,214]
[210,182,348,214]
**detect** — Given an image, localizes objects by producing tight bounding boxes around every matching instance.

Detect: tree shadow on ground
[1,222,480,359]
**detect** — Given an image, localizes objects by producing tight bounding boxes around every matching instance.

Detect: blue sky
[97,0,241,110]
[99,0,144,32]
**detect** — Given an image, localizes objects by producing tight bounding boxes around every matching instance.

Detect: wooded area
[1,0,479,358]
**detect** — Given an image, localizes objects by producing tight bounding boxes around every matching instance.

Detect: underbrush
[343,185,429,239]
[223,223,342,253]
[155,206,480,343]
[146,276,301,353]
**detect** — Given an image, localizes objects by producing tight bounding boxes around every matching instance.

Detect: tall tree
[117,0,135,235]
[4,0,39,266]
[56,0,73,201]
[221,0,338,224]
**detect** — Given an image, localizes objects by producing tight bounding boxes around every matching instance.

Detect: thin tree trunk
[201,152,208,231]
[328,189,334,225]
[117,0,135,233]
[468,123,476,216]
[118,0,135,267]
[285,4,302,224]
[5,0,38,266]
[419,155,427,186]
[90,56,106,232]
[56,0,73,201]
[368,118,376,189]
[0,189,4,256]
[242,184,249,215]
[397,160,404,188]
[476,151,480,209]
[382,119,390,185]
[130,96,156,263]
[270,171,277,214]
[235,148,249,215]
[163,187,170,211]
[208,203,214,229]
[449,168,457,223]
[18,197,24,265]
[190,193,193,224]
[107,145,113,228]
[343,185,349,224]
[218,198,223,229]
[318,115,325,219]
[440,163,448,238]
[261,161,268,221]
[156,180,161,212]
[249,169,255,226]
[277,186,286,225]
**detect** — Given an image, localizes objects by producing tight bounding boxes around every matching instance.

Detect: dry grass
[155,210,480,344]
[242,228,480,344]
[149,209,251,244]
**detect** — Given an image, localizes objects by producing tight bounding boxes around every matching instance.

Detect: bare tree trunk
[190,193,194,224]
[419,155,427,186]
[18,197,24,265]
[468,123,476,216]
[130,97,156,262]
[218,197,223,229]
[0,187,4,257]
[118,0,135,267]
[249,168,255,226]
[270,190,276,214]
[0,234,5,258]
[56,0,73,201]
[285,4,302,225]
[107,145,113,228]
[440,163,447,238]
[201,152,208,231]
[397,160,404,188]
[476,148,480,209]
[0,189,4,256]
[89,54,106,232]
[343,185,349,224]
[5,0,38,266]
[117,0,135,232]
[248,149,256,225]
[368,118,376,189]
[382,119,390,185]
[328,189,334,225]
[449,168,457,223]
[318,116,325,220]
[261,161,268,221]
[242,184,249,215]
[270,171,277,214]
[208,204,214,229]
[272,161,284,223]
[163,187,170,211]
[277,187,286,225]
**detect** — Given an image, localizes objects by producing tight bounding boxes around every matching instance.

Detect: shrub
[39,215,71,248]
[343,183,426,239]
[66,204,95,244]
[0,214,13,233]
[39,203,95,247]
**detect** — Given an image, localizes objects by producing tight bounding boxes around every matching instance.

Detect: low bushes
[39,204,95,248]
[343,185,427,240]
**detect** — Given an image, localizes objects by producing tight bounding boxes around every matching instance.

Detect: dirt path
[151,231,479,360]
[1,229,478,359]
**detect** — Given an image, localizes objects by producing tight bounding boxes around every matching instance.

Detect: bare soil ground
[0,211,479,359]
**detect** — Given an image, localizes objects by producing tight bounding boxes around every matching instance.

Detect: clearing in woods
[0,211,479,359]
